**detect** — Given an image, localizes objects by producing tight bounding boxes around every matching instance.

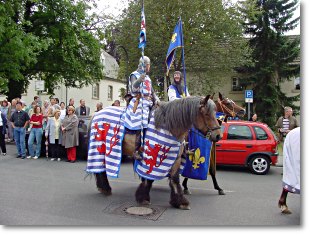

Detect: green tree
[0,0,48,101]
[107,0,249,98]
[1,0,106,100]
[238,0,300,127]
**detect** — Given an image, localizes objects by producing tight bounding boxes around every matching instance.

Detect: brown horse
[93,95,221,210]
[181,92,246,195]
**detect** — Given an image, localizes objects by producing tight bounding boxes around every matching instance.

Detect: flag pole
[141,0,145,72]
[140,0,145,144]
[180,17,187,95]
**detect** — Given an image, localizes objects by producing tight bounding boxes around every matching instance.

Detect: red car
[216,120,279,175]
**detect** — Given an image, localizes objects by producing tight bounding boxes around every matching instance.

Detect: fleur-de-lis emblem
[189,148,205,169]
[171,33,177,43]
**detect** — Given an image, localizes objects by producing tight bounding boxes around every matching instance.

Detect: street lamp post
[116,45,129,94]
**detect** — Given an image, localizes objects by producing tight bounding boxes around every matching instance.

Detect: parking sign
[245,90,253,103]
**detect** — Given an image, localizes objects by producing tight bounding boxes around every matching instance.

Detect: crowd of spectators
[0,96,98,163]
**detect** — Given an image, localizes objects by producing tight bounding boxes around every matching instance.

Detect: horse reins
[218,98,236,118]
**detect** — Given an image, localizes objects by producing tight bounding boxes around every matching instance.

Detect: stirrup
[132,151,143,160]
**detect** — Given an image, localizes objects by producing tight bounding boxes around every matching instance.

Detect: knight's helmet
[173,71,183,84]
[138,56,151,70]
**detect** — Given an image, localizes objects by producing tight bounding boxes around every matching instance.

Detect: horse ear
[219,92,223,100]
[210,93,215,100]
[200,95,210,107]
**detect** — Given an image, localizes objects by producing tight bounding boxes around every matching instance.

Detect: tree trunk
[7,79,24,102]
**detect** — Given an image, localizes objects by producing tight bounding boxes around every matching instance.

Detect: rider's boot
[132,130,143,160]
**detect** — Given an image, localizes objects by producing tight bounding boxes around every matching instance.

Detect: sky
[95,0,301,35]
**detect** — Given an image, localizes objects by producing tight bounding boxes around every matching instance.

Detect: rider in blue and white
[167,71,190,101]
[123,56,160,159]
[124,56,160,130]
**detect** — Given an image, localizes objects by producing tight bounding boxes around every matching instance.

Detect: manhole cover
[125,206,153,215]
[104,202,167,221]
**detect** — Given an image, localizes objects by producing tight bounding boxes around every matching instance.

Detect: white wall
[19,50,127,112]
[21,78,126,113]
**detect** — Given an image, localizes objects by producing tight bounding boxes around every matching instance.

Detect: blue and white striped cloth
[86,106,126,178]
[135,112,181,180]
[123,97,152,130]
[124,71,153,130]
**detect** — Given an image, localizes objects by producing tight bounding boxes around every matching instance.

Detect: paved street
[0,143,301,226]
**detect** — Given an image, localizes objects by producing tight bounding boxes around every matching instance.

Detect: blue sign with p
[245,90,253,98]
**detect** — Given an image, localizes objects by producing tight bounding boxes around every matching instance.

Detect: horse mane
[154,97,202,136]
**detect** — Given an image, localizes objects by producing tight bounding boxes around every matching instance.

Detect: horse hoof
[218,190,225,195]
[183,189,191,195]
[139,200,151,205]
[98,188,112,196]
[280,205,292,214]
[179,205,191,210]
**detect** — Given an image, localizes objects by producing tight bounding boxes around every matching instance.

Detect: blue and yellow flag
[181,128,212,180]
[165,19,183,76]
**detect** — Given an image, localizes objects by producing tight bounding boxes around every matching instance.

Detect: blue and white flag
[135,112,181,180]
[165,19,183,75]
[138,2,146,48]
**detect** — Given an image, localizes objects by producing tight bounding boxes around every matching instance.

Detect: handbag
[181,128,212,180]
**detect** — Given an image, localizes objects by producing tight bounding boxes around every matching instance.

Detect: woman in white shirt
[45,110,63,161]
[59,102,66,120]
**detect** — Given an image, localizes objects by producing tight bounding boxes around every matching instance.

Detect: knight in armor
[123,56,160,158]
[167,71,190,101]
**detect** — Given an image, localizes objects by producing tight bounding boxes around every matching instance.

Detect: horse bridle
[207,125,221,132]
[218,97,236,118]
[199,97,222,138]
[205,124,220,139]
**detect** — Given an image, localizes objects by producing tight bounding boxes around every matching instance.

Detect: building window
[35,80,48,94]
[231,77,243,91]
[108,85,113,101]
[294,77,300,90]
[92,83,99,99]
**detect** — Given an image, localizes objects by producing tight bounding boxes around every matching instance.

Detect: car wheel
[249,155,270,175]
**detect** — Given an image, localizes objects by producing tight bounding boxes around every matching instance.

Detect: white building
[19,51,126,112]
